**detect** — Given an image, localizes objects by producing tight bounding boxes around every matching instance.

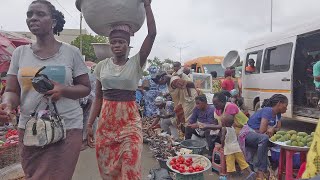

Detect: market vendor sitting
[148,96,179,140]
[238,94,288,180]
[186,94,221,158]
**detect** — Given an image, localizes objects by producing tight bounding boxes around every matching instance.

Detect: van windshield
[202,64,225,77]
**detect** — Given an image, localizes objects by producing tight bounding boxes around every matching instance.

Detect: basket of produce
[269,130,313,151]
[166,154,211,175]
[0,129,20,169]
[180,139,206,155]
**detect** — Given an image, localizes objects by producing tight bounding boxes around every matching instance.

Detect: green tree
[164,58,174,64]
[147,56,163,67]
[71,34,108,62]
[142,71,149,76]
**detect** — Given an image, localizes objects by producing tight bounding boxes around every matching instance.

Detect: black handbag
[32,66,54,93]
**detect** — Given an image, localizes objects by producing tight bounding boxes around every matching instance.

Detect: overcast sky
[1,0,320,62]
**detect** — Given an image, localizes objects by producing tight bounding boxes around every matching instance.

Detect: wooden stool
[278,147,308,180]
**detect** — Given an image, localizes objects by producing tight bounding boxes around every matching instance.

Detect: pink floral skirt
[96,100,142,180]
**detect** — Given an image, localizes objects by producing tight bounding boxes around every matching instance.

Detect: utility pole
[270,0,273,32]
[173,45,190,62]
[80,13,83,54]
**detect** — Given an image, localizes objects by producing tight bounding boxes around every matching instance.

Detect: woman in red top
[222,70,235,92]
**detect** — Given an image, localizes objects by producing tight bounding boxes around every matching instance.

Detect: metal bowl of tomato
[166,154,211,175]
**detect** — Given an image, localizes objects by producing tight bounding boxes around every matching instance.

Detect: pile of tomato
[169,156,205,174]
[5,129,18,139]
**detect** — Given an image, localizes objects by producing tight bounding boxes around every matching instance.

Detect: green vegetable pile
[270,130,314,147]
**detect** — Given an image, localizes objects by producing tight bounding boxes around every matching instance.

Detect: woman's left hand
[45,82,65,102]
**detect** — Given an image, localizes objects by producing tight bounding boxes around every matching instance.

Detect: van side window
[245,50,263,74]
[197,67,201,73]
[263,43,293,73]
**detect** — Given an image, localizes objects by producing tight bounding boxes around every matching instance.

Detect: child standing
[220,114,255,180]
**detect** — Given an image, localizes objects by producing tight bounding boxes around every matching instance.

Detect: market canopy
[0,31,32,73]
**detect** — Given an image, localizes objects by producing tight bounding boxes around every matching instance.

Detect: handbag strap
[30,96,48,117]
[51,101,62,120]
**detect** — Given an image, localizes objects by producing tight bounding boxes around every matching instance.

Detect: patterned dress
[94,54,144,180]
[96,100,142,180]
[143,76,161,117]
[212,79,222,93]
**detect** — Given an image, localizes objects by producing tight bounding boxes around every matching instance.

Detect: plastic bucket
[180,139,207,155]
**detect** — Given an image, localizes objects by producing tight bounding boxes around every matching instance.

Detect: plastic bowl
[180,139,207,155]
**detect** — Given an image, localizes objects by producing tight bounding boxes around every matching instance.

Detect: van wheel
[254,102,261,112]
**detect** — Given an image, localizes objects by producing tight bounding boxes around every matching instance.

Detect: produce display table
[273,142,309,180]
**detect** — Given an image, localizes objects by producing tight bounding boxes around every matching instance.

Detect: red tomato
[172,158,176,162]
[172,165,177,170]
[181,166,185,170]
[187,157,193,161]
[176,163,180,168]
[188,168,194,173]
[170,161,175,165]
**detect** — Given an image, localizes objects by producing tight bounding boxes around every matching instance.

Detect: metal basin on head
[76,0,145,36]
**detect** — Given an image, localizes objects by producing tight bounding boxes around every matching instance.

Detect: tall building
[15,29,89,44]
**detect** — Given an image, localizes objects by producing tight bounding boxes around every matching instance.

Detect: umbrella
[0,47,11,73]
[0,31,32,47]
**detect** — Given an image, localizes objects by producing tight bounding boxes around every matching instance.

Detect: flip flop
[246,172,256,180]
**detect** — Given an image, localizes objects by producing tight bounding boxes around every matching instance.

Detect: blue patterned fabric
[144,66,162,117]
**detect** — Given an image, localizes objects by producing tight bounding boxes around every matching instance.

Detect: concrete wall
[15,29,89,44]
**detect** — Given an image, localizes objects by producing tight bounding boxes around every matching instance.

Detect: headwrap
[148,66,159,75]
[230,89,239,97]
[224,69,233,77]
[109,24,133,44]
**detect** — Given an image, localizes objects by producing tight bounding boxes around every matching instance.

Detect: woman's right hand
[266,127,275,137]
[87,125,95,148]
[0,103,13,123]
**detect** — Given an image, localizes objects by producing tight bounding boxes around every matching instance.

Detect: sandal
[245,172,256,180]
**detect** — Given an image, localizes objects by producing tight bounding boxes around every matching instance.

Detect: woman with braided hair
[0,0,91,179]
[239,94,288,179]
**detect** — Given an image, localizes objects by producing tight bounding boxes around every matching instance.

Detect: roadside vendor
[230,89,250,117]
[153,71,197,133]
[148,96,179,140]
[212,92,248,135]
[186,94,221,158]
[238,94,288,180]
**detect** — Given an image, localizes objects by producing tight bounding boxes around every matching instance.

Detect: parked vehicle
[184,56,224,76]
[224,19,320,123]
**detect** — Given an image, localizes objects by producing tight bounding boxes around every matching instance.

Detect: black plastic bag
[149,168,172,180]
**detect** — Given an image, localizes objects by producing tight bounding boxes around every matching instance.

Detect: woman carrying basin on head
[86,0,157,179]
